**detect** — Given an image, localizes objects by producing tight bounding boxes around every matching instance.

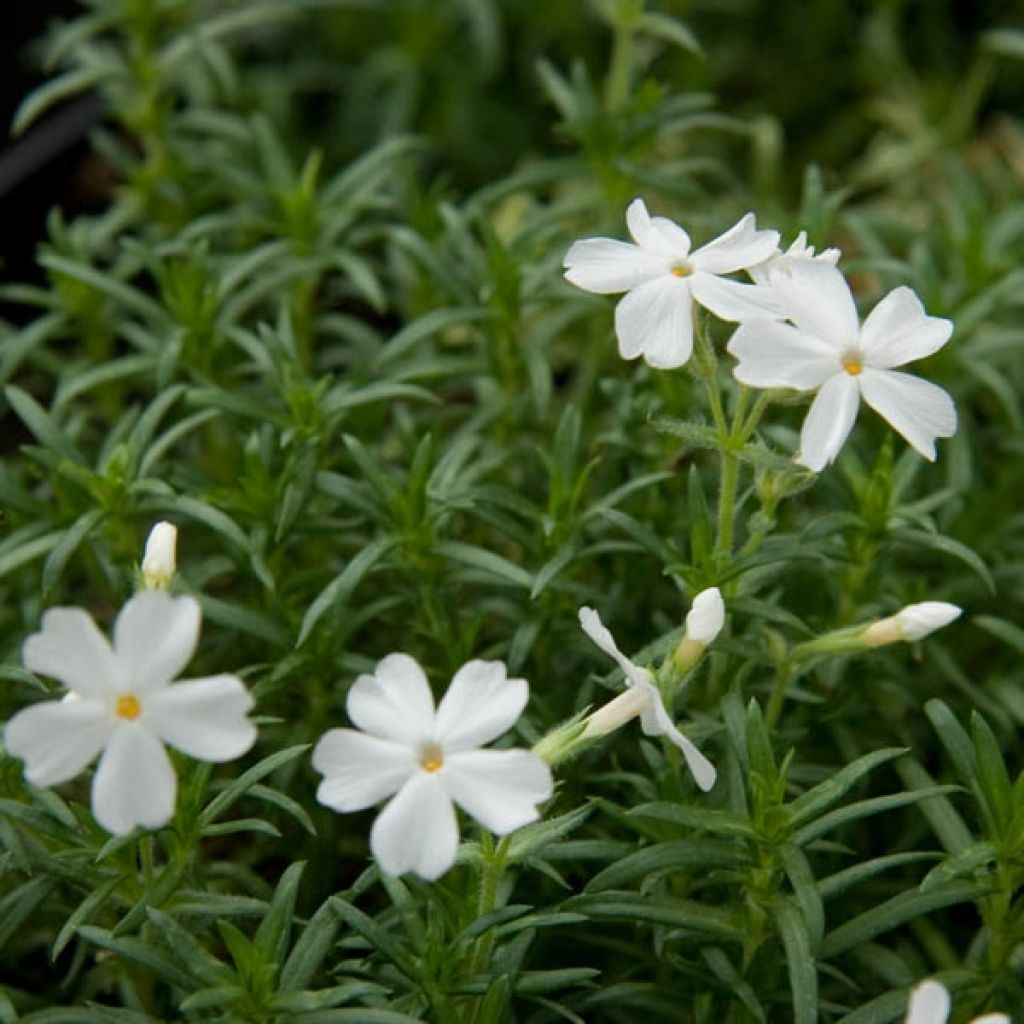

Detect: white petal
[859,369,957,461]
[312,728,415,811]
[433,660,528,752]
[691,274,780,322]
[563,238,663,294]
[443,749,553,835]
[906,980,950,1024]
[22,608,123,699]
[625,198,690,256]
[370,772,458,881]
[347,653,435,745]
[578,607,649,689]
[896,602,962,641]
[859,287,953,369]
[4,699,114,787]
[91,724,176,835]
[144,675,256,762]
[691,213,780,274]
[971,1016,1011,1024]
[768,262,859,348]
[797,372,861,472]
[685,588,725,644]
[613,275,694,368]
[728,319,841,391]
[640,695,716,791]
[113,592,200,695]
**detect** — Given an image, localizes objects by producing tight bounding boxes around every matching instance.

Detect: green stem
[715,388,749,561]
[604,7,641,114]
[465,836,510,1023]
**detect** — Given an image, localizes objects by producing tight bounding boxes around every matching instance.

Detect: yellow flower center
[843,357,863,376]
[115,694,142,720]
[669,262,692,278]
[419,744,444,773]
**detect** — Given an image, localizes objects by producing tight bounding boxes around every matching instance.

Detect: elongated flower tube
[905,979,1009,1024]
[578,607,715,791]
[312,655,553,881]
[564,199,779,369]
[5,592,257,835]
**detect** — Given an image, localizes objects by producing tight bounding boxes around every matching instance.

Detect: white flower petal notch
[578,606,716,792]
[312,654,553,881]
[563,199,781,369]
[904,978,1009,1024]
[5,591,257,836]
[728,262,956,471]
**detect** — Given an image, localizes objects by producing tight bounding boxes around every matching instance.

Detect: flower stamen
[669,262,692,278]
[419,744,444,773]
[842,356,863,376]
[115,694,141,720]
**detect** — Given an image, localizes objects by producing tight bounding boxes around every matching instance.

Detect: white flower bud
[862,601,961,647]
[685,587,725,644]
[141,522,177,591]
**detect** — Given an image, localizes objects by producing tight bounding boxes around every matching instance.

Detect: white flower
[727,262,956,471]
[862,601,962,647]
[578,607,716,791]
[905,979,1009,1024]
[312,654,553,881]
[5,592,257,835]
[747,230,841,286]
[141,521,177,590]
[685,587,725,644]
[563,199,780,369]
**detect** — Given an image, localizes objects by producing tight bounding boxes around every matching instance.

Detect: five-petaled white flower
[578,607,716,791]
[905,979,1009,1024]
[312,654,553,881]
[5,592,257,835]
[746,230,840,286]
[563,199,780,369]
[728,262,956,471]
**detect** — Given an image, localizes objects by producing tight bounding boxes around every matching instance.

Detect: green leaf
[279,898,341,991]
[819,880,988,957]
[586,838,750,891]
[254,861,305,964]
[789,748,907,827]
[297,535,399,646]
[436,540,532,589]
[200,745,310,827]
[565,892,742,942]
[772,898,817,1024]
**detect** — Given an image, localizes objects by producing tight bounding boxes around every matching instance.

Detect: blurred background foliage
[0,0,1023,1021]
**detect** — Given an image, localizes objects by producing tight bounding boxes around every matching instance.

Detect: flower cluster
[565,199,957,471]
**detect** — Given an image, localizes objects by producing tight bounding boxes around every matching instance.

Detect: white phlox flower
[578,607,716,791]
[5,592,257,835]
[727,261,956,471]
[312,655,553,881]
[746,230,841,286]
[563,199,780,369]
[905,979,1009,1024]
[141,521,177,590]
[862,601,962,647]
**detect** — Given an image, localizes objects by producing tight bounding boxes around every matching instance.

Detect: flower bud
[673,587,725,671]
[861,602,961,647]
[141,522,177,591]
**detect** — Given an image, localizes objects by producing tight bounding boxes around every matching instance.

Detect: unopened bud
[673,587,725,671]
[861,602,961,647]
[141,522,177,590]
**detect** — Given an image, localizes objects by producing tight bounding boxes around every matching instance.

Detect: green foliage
[1,0,1023,1020]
